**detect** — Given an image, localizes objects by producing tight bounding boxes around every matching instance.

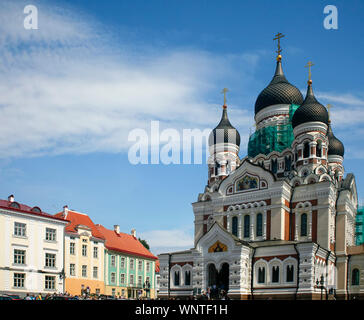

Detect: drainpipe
[346,254,351,300]
[293,244,300,300]
[325,250,331,300]
[250,247,256,300]
[168,254,171,300]
[314,244,320,298]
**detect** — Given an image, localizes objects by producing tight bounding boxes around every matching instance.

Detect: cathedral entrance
[207,263,229,298]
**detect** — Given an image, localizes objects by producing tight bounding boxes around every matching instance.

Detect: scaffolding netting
[248,104,300,158]
[356,206,364,245]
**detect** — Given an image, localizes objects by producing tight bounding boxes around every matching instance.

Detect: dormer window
[10,202,20,209]
[31,206,41,213]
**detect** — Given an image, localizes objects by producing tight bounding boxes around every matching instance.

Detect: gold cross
[221,88,229,105]
[273,32,285,55]
[305,61,315,81]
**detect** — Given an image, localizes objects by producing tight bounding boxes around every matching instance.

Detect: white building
[158,43,360,300]
[0,195,68,297]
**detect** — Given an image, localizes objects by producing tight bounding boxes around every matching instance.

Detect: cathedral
[158,35,363,300]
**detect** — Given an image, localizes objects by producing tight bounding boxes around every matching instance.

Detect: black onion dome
[254,59,304,115]
[291,83,329,128]
[209,107,241,147]
[327,124,344,157]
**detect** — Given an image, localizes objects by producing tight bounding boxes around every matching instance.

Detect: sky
[0,0,363,255]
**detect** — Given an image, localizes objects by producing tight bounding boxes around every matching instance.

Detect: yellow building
[55,206,105,296]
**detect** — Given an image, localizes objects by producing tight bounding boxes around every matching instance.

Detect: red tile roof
[0,199,68,223]
[95,224,157,260]
[155,260,160,273]
[54,210,105,240]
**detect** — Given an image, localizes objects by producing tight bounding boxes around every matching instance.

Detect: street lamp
[316,275,326,300]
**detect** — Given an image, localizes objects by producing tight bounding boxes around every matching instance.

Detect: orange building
[55,206,105,296]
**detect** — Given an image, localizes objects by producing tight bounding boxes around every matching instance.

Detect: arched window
[271,159,278,174]
[285,156,291,171]
[244,215,250,238]
[303,142,310,158]
[256,213,263,237]
[232,216,238,237]
[301,213,307,237]
[286,265,294,282]
[174,271,180,286]
[185,270,191,286]
[258,267,265,284]
[352,268,360,286]
[316,141,322,157]
[272,266,280,283]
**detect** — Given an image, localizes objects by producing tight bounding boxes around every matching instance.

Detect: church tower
[207,89,241,186]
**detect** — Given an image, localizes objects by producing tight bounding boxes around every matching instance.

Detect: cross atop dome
[221,88,229,108]
[305,61,315,85]
[273,32,285,60]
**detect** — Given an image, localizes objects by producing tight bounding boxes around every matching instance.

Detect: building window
[138,275,142,286]
[256,213,263,237]
[352,268,360,286]
[45,228,56,241]
[82,265,87,277]
[244,215,250,238]
[14,249,26,265]
[93,267,98,279]
[93,247,98,259]
[174,271,180,286]
[258,267,265,284]
[286,265,294,282]
[45,276,56,290]
[316,141,322,157]
[45,253,56,268]
[70,242,75,255]
[120,273,125,284]
[138,260,143,271]
[14,273,25,288]
[120,257,125,269]
[232,216,238,237]
[303,142,310,158]
[14,222,26,237]
[130,274,134,285]
[96,289,100,295]
[111,272,116,284]
[130,259,134,270]
[272,266,279,283]
[111,255,116,267]
[70,264,75,276]
[185,270,191,286]
[112,288,116,296]
[82,244,87,257]
[301,213,308,237]
[146,262,150,273]
[271,158,278,174]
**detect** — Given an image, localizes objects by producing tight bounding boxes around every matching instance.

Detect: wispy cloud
[0,1,255,159]
[139,228,194,255]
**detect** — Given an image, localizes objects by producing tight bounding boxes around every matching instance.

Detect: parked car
[0,295,13,300]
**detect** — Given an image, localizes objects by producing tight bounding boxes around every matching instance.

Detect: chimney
[8,195,14,202]
[114,225,120,234]
[131,229,136,238]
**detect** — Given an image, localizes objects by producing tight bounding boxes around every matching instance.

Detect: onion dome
[254,57,304,115]
[291,81,329,128]
[209,106,241,147]
[327,123,344,157]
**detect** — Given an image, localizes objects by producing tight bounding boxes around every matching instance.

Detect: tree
[138,238,150,250]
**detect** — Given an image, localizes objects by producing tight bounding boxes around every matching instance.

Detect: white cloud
[0,1,255,159]
[139,228,194,255]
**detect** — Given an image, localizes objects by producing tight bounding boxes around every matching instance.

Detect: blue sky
[0,0,363,254]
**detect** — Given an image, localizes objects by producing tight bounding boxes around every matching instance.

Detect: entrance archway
[207,263,229,298]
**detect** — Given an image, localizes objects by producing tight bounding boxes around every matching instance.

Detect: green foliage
[138,238,150,250]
